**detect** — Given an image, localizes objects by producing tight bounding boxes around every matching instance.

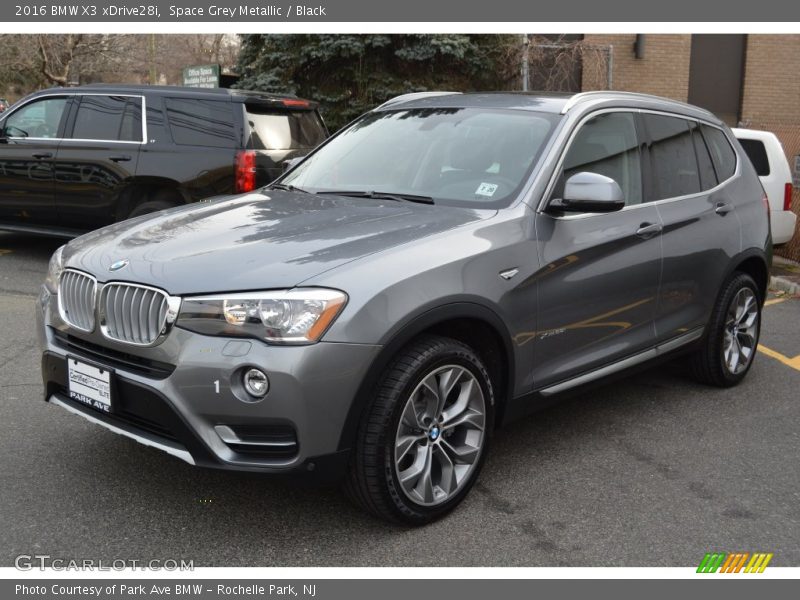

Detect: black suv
[0,85,327,237]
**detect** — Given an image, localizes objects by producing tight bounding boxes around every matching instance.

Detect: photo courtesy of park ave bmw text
[0,0,799,596]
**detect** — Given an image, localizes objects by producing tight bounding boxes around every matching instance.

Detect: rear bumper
[771,209,797,245]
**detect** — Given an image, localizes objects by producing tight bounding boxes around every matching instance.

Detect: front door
[532,111,663,389]
[0,96,70,227]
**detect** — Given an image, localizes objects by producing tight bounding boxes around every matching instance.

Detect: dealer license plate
[67,357,112,413]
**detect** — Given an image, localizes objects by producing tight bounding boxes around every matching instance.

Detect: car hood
[63,190,495,295]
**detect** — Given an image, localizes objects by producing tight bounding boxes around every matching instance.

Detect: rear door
[647,114,742,340]
[533,110,663,389]
[0,95,70,226]
[54,94,143,230]
[155,96,238,200]
[243,102,327,184]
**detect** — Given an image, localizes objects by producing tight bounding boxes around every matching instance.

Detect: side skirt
[500,327,704,425]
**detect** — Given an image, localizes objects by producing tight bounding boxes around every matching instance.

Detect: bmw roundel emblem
[109,259,130,272]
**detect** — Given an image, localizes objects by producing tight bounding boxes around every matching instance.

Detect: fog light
[243,368,269,397]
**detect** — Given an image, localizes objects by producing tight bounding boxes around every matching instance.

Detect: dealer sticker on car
[67,358,111,413]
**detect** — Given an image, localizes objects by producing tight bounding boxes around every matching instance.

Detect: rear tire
[126,190,182,219]
[689,272,761,387]
[344,335,494,525]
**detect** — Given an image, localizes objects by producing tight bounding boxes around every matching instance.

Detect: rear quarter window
[165,98,237,149]
[245,107,326,150]
[701,125,737,181]
[737,138,770,176]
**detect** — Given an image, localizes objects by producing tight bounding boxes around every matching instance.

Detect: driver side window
[3,97,68,139]
[558,111,643,206]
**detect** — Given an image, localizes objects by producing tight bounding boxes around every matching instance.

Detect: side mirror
[282,156,305,172]
[549,172,625,213]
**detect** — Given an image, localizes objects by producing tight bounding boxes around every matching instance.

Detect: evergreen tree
[236,34,516,132]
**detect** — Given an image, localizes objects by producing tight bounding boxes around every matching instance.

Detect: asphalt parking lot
[0,231,798,568]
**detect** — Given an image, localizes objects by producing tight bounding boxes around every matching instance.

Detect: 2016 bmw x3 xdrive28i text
[38,91,771,524]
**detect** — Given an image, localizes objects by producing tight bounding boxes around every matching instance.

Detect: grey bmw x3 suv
[38,91,771,524]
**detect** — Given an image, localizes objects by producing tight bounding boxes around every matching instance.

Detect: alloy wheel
[723,287,759,375]
[393,364,486,507]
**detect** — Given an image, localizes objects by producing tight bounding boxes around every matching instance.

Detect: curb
[771,256,800,296]
[769,274,800,296]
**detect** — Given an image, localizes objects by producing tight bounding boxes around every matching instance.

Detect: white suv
[733,128,797,245]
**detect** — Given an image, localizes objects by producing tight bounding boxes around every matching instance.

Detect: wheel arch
[336,302,515,452]
[727,248,770,303]
[114,178,188,221]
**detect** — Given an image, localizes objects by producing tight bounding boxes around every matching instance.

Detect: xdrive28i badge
[108,259,129,272]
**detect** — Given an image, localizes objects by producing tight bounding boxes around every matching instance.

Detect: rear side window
[72,95,142,142]
[561,111,643,206]
[689,121,718,191]
[165,98,237,148]
[737,138,770,176]
[644,114,700,200]
[119,100,143,142]
[245,107,326,150]
[701,125,737,181]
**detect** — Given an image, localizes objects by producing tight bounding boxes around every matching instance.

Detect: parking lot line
[757,295,799,371]
[764,297,788,307]
[758,344,800,371]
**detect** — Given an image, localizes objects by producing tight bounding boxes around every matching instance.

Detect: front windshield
[280,107,558,207]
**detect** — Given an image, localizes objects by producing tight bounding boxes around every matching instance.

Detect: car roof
[375,90,722,124]
[28,84,316,107]
[731,127,781,143]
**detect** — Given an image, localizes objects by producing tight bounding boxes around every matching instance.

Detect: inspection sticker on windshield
[68,358,111,413]
[475,182,499,197]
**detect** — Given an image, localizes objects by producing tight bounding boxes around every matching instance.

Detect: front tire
[345,335,494,525]
[689,272,761,387]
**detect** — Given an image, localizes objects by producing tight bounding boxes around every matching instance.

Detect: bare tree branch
[0,34,240,98]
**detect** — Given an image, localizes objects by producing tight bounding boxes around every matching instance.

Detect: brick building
[580,34,800,261]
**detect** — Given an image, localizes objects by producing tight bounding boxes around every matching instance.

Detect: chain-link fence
[523,41,611,92]
[739,122,800,262]
[515,37,611,93]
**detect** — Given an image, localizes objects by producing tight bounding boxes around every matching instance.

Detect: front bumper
[37,286,380,478]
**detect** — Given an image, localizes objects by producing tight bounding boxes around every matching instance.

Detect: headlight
[177,288,348,345]
[44,245,65,293]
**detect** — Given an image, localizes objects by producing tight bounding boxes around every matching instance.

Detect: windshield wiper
[265,182,310,194]
[315,190,435,205]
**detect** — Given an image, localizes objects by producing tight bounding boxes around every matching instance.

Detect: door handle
[32,152,53,159]
[109,155,132,162]
[715,202,733,215]
[636,222,663,239]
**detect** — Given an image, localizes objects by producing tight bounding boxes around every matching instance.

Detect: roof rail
[560,91,713,117]
[374,91,462,111]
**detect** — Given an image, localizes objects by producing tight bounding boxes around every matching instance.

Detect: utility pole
[521,34,530,92]
[148,34,157,84]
